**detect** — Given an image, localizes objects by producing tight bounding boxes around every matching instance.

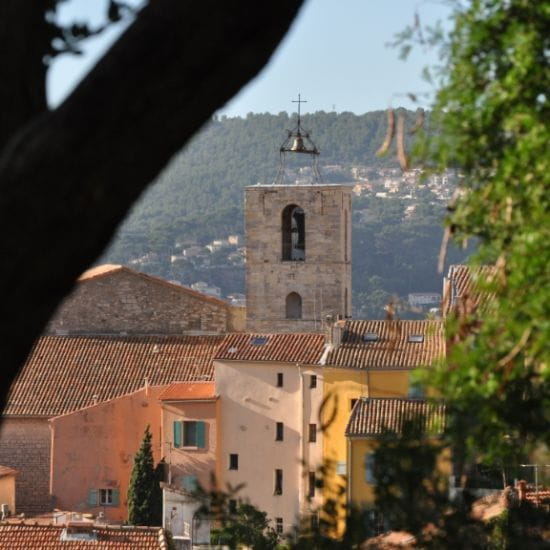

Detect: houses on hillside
[0,117,496,546]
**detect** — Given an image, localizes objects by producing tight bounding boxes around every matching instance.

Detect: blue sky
[47,0,453,116]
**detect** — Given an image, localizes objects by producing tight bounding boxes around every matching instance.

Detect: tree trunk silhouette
[0,0,303,411]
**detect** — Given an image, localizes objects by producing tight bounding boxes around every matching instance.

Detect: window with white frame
[88,488,119,507]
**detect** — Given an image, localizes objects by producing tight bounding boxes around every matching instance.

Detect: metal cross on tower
[275,94,322,184]
[292,94,307,127]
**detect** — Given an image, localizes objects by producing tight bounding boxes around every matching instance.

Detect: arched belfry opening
[286,292,302,319]
[282,205,305,261]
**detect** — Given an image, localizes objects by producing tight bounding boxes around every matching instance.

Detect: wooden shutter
[112,488,120,506]
[88,489,98,507]
[196,421,206,448]
[173,421,182,448]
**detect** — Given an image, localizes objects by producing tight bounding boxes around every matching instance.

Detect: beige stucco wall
[49,386,165,521]
[161,399,218,493]
[0,417,51,515]
[214,359,324,532]
[47,269,231,335]
[245,184,352,332]
[0,473,17,516]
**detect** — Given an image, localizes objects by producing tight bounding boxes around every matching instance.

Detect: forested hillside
[103,110,471,317]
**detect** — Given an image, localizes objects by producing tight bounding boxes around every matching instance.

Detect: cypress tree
[127,425,163,526]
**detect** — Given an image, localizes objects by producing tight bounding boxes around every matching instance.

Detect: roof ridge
[78,264,230,308]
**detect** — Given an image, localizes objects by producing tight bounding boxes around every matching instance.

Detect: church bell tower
[245,96,352,333]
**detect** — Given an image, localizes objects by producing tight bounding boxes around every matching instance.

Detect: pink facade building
[49,385,166,522]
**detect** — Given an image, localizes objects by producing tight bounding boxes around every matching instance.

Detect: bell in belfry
[290,134,306,152]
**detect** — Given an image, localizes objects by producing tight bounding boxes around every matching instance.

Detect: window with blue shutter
[111,488,120,506]
[173,421,182,448]
[88,489,98,507]
[196,421,205,448]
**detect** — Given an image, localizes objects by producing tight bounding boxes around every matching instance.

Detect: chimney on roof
[92,395,99,405]
[325,315,344,348]
[144,376,150,397]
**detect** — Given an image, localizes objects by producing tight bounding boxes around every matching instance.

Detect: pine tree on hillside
[127,425,163,526]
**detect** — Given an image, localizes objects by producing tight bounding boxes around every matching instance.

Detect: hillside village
[0,135,544,547]
[0,109,546,548]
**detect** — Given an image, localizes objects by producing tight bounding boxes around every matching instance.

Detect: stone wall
[245,184,352,332]
[47,267,232,335]
[0,418,51,515]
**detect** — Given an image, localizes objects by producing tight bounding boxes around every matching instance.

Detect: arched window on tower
[286,292,302,319]
[282,205,305,261]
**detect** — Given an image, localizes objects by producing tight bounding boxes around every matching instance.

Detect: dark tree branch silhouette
[0,0,303,411]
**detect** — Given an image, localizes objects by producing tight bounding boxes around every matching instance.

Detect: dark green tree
[127,425,163,526]
[210,502,279,550]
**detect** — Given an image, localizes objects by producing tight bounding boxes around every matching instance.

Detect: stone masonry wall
[47,269,230,335]
[245,184,352,332]
[0,418,51,515]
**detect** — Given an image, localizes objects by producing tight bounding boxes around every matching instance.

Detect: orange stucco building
[49,385,166,522]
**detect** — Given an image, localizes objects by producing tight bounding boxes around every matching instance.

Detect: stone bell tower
[245,96,352,333]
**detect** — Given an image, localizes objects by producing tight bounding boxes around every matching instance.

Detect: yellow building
[320,319,445,535]
[345,397,448,507]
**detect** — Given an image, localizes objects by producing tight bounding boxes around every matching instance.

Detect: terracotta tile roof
[0,465,17,478]
[326,320,444,370]
[346,398,446,437]
[443,264,497,315]
[214,333,326,364]
[525,489,550,505]
[158,382,216,401]
[78,264,230,308]
[0,523,167,549]
[4,335,223,417]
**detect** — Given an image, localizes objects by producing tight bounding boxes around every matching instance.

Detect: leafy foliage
[366,0,550,544]
[127,426,163,526]
[422,0,550,467]
[210,501,279,550]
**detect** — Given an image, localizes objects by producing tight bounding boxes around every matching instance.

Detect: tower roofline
[247,182,354,190]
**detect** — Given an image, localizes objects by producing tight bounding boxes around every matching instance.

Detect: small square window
[276,373,284,387]
[308,424,317,443]
[275,517,284,535]
[274,469,283,495]
[275,422,284,441]
[308,471,316,498]
[251,336,268,346]
[310,375,317,389]
[229,454,239,470]
[408,334,424,343]
[363,332,379,342]
[336,461,346,476]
